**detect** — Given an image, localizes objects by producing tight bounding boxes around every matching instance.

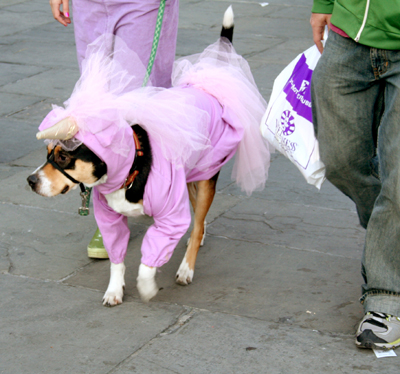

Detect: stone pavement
[0,0,398,373]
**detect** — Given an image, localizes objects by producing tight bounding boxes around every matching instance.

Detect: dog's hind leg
[187,181,198,215]
[176,173,219,285]
[186,182,207,247]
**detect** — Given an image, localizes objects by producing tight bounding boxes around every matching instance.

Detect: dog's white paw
[176,257,194,286]
[103,262,125,307]
[136,264,158,302]
[103,289,124,306]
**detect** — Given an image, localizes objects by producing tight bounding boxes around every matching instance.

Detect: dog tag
[79,205,89,216]
[79,190,90,216]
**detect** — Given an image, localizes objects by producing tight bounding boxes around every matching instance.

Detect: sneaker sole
[87,247,109,259]
[355,338,400,350]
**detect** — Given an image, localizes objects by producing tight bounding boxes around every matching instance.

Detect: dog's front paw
[103,289,124,307]
[137,264,158,302]
[103,262,125,307]
[176,256,194,286]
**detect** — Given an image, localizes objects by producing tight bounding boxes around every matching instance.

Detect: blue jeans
[311,31,400,316]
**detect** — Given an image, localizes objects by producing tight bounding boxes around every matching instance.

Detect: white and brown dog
[27,7,270,306]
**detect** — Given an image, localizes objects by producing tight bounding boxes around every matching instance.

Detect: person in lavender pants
[49,0,179,258]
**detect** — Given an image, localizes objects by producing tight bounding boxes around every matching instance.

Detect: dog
[27,6,270,306]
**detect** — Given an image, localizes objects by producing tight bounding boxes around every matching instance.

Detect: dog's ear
[36,117,78,140]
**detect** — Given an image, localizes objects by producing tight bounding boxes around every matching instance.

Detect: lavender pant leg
[72,0,179,87]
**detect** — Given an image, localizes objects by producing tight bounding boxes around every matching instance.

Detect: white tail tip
[223,5,234,28]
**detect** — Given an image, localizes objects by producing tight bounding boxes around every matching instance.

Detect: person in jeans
[49,0,179,258]
[310,0,400,349]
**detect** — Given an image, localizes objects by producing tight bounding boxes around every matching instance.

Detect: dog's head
[27,143,107,197]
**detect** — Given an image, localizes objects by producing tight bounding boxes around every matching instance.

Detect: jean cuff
[361,293,400,317]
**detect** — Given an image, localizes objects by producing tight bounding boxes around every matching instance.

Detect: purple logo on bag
[283,54,313,122]
[280,110,295,135]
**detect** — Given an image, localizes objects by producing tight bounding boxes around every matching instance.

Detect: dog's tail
[221,5,234,43]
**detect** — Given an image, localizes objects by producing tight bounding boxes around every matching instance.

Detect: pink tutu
[172,39,271,194]
[39,35,271,195]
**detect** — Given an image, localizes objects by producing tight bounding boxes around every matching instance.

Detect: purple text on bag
[283,54,313,123]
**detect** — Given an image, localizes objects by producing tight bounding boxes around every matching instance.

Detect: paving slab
[5,20,76,44]
[225,153,357,212]
[11,146,50,168]
[2,0,57,15]
[0,91,44,117]
[0,38,78,68]
[0,164,32,181]
[0,4,52,38]
[0,117,47,162]
[177,2,299,62]
[112,310,400,374]
[0,62,44,87]
[0,274,184,374]
[0,202,96,279]
[0,0,26,9]
[268,2,312,20]
[146,237,363,335]
[1,68,79,99]
[7,97,66,125]
[238,9,312,41]
[251,62,288,98]
[207,197,364,259]
[250,37,314,65]
[179,1,290,30]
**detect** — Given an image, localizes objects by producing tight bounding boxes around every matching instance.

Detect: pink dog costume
[39,36,271,268]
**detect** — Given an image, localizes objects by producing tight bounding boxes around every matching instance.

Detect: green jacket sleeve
[312,0,334,14]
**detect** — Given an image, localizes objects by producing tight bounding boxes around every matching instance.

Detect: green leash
[142,0,166,87]
[79,0,166,216]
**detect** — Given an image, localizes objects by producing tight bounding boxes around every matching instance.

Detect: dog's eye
[56,153,70,166]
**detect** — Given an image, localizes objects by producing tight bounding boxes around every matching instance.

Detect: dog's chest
[105,189,144,217]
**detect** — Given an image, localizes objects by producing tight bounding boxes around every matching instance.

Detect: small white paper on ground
[259,2,269,6]
[373,349,397,358]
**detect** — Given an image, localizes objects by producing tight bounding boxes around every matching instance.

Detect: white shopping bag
[260,43,326,189]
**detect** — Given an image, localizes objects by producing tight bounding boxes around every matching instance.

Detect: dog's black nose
[27,174,38,188]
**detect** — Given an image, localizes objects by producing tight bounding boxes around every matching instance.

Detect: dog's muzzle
[27,174,39,189]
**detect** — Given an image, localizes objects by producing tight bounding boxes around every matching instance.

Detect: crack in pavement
[106,306,196,374]
[206,232,359,259]
[0,201,77,215]
[0,193,243,224]
[0,242,14,274]
[218,213,362,232]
